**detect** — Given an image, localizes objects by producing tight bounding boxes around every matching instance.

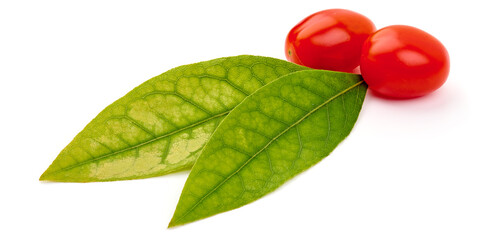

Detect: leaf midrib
[171,80,365,226]
[42,111,230,177]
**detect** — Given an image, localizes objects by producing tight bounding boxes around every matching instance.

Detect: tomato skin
[285,9,376,72]
[360,25,450,98]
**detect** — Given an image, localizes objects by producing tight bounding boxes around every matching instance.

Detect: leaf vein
[180,74,250,96]
[143,91,213,116]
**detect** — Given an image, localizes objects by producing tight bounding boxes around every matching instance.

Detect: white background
[1,0,488,239]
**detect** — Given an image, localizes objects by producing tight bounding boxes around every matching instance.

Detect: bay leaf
[169,70,367,227]
[40,55,307,182]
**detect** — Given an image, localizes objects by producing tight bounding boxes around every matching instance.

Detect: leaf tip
[39,171,49,181]
[168,214,186,228]
[39,168,58,182]
[167,219,177,229]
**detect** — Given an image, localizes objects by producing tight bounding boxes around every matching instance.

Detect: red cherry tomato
[360,25,450,98]
[285,9,376,72]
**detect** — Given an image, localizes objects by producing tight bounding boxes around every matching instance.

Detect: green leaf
[168,70,367,227]
[40,55,308,182]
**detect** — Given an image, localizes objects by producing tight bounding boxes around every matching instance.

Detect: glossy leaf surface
[169,70,367,227]
[40,56,307,182]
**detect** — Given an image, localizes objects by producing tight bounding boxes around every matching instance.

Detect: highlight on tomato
[360,25,450,98]
[285,9,376,72]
